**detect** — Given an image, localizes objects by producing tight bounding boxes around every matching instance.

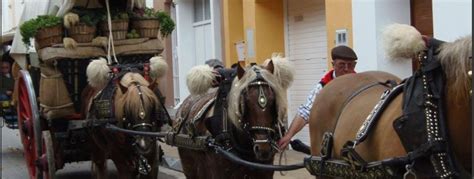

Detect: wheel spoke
[17,72,41,179]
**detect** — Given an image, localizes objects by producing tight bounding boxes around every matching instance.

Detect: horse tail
[118,73,159,120]
[382,23,426,60]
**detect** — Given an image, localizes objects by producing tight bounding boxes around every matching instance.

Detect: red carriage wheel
[17,70,43,179]
[39,131,56,179]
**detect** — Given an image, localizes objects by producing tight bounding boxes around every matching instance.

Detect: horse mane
[115,73,158,120]
[227,66,288,129]
[438,35,472,105]
[263,55,295,90]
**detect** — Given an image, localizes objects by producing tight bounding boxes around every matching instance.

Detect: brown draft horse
[175,57,293,179]
[81,57,167,179]
[309,33,471,177]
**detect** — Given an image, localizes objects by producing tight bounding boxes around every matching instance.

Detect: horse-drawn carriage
[12,1,172,178]
[10,2,470,177]
[17,45,168,178]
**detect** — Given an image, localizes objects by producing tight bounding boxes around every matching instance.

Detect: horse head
[114,72,159,154]
[86,57,168,155]
[228,57,294,162]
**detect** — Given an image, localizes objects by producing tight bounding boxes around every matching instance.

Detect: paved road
[1,126,184,179]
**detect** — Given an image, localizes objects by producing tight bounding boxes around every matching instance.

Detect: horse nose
[136,137,149,153]
[253,144,272,161]
[138,138,147,149]
[253,145,260,154]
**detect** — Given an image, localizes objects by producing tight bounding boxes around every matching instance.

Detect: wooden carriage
[16,37,164,179]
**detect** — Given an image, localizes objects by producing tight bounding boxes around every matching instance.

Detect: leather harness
[305,39,463,178]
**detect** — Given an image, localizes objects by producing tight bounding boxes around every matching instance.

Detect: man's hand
[278,115,307,150]
[278,134,292,150]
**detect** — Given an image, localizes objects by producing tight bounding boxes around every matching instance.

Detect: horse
[81,56,168,179]
[174,56,294,179]
[308,24,471,178]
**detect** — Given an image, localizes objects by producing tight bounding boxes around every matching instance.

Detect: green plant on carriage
[20,15,62,46]
[130,7,175,38]
[156,11,175,38]
[71,7,103,26]
[100,8,130,21]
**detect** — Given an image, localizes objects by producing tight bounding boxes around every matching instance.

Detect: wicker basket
[100,19,129,40]
[35,25,63,49]
[131,19,160,38]
[69,23,97,43]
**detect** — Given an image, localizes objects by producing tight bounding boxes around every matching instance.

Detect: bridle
[237,67,283,153]
[112,64,159,175]
[110,63,158,132]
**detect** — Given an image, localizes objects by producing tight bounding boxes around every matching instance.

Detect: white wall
[211,0,222,61]
[352,0,412,79]
[146,0,154,8]
[175,0,223,104]
[2,0,24,34]
[433,0,472,41]
[352,1,378,72]
[175,0,196,101]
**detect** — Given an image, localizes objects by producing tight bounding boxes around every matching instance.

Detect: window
[194,0,211,22]
[335,29,348,46]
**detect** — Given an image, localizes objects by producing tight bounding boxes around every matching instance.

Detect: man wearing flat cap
[278,45,358,150]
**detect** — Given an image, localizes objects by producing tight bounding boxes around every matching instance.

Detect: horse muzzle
[252,137,276,161]
[133,125,154,154]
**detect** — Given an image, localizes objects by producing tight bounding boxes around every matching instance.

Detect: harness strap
[305,140,449,178]
[339,84,403,170]
[335,80,397,122]
[304,155,404,178]
[91,80,116,121]
[153,88,173,126]
[355,83,404,143]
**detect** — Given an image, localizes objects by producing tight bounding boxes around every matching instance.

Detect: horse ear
[266,60,274,74]
[237,63,245,79]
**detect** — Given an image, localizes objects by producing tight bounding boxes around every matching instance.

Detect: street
[2,125,311,178]
[1,126,185,179]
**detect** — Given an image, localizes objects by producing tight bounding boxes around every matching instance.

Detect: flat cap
[331,45,358,60]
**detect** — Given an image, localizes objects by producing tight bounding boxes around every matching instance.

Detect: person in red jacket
[278,45,358,150]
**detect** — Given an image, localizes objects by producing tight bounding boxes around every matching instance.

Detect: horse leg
[91,147,108,179]
[114,158,136,179]
[178,148,200,179]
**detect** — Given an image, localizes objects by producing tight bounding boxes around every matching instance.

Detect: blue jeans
[0,93,17,124]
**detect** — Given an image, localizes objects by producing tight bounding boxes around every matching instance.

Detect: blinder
[110,63,152,83]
